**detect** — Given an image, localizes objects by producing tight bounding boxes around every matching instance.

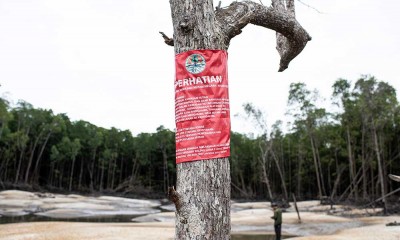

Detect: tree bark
[296,144,303,198]
[78,158,84,190]
[270,146,289,200]
[99,163,104,192]
[310,135,323,198]
[372,122,388,213]
[0,122,4,142]
[32,131,52,184]
[314,140,326,196]
[174,159,231,239]
[162,147,170,194]
[15,128,30,184]
[167,0,310,238]
[24,130,43,184]
[89,149,97,192]
[69,156,76,191]
[292,193,301,223]
[361,121,368,199]
[111,158,116,190]
[330,166,345,200]
[169,1,230,238]
[260,155,274,201]
[15,147,26,184]
[338,167,363,202]
[346,126,358,199]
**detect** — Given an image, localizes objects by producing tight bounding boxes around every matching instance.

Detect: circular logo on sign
[185,54,206,74]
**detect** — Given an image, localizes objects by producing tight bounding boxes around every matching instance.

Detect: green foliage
[0,75,399,200]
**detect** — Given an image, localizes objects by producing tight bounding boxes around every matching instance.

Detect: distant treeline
[0,75,399,204]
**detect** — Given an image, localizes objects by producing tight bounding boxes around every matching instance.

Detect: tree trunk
[162,148,170,194]
[0,156,10,183]
[270,147,289,200]
[346,126,358,200]
[89,149,97,192]
[372,123,387,213]
[130,157,139,184]
[260,156,274,200]
[370,162,375,198]
[49,162,55,187]
[99,160,104,192]
[99,163,104,192]
[297,145,303,198]
[239,171,248,197]
[14,150,25,184]
[15,128,30,184]
[111,158,116,190]
[168,1,231,238]
[24,130,44,184]
[69,157,76,191]
[257,142,274,200]
[107,158,112,189]
[0,122,4,142]
[315,141,326,196]
[32,131,52,184]
[174,159,231,239]
[338,167,363,202]
[167,0,310,238]
[310,135,323,198]
[119,158,124,185]
[59,163,64,189]
[361,121,368,199]
[330,166,345,200]
[78,158,84,190]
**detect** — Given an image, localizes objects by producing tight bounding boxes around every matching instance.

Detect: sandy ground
[289,217,400,240]
[0,222,175,240]
[0,190,399,239]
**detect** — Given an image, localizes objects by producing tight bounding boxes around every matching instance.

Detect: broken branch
[159,31,174,46]
[215,0,311,72]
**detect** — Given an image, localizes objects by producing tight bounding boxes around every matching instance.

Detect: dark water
[0,214,141,224]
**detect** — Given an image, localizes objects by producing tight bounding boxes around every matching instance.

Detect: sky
[0,0,399,136]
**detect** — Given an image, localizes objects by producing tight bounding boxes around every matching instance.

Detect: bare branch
[216,1,222,11]
[216,0,311,72]
[159,31,174,46]
[168,186,182,212]
[272,0,296,72]
[271,0,285,14]
[297,0,323,14]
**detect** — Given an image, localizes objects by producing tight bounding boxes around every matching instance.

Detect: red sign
[175,50,230,164]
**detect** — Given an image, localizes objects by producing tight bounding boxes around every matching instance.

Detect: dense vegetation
[0,76,399,206]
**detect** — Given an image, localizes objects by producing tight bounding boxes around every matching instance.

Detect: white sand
[0,222,175,240]
[1,190,399,240]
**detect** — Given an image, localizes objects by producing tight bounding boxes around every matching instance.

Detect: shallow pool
[0,214,140,224]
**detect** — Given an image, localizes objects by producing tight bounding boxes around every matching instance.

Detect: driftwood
[386,221,400,226]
